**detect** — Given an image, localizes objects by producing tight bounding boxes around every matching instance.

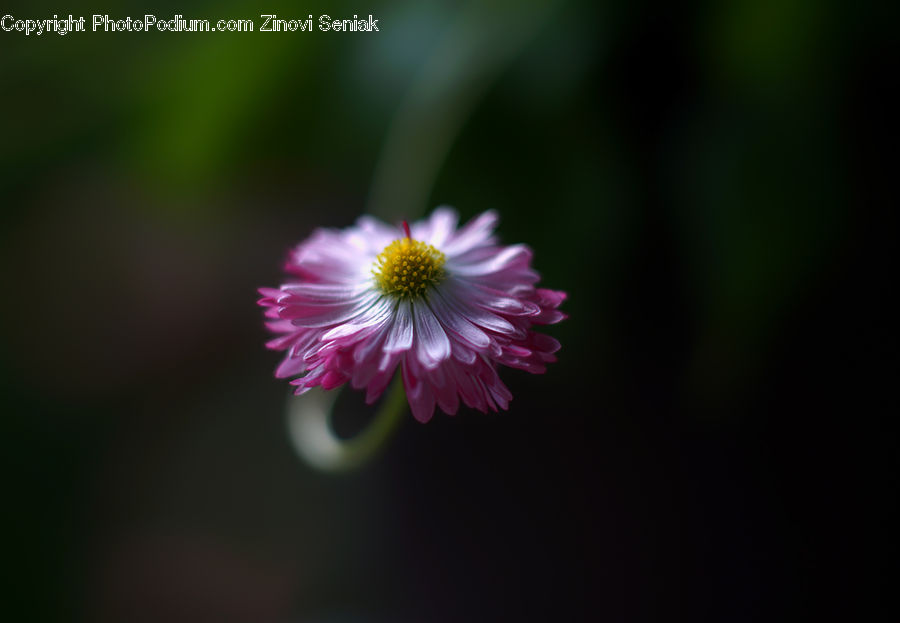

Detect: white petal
[384,300,414,353]
[430,292,491,349]
[438,283,519,336]
[441,210,499,256]
[415,206,459,249]
[357,215,401,251]
[320,298,392,340]
[451,339,477,365]
[413,303,451,368]
[448,244,532,277]
[280,282,371,303]
[290,232,372,280]
[288,291,380,328]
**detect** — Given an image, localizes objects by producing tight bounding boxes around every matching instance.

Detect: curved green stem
[286,374,407,473]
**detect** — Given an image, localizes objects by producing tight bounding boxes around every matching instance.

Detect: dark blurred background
[1,1,895,621]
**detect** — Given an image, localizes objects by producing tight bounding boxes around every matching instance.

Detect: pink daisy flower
[258,207,567,423]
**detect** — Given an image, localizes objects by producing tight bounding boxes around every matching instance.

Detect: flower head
[258,207,567,422]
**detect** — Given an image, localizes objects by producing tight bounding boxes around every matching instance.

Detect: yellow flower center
[372,237,446,299]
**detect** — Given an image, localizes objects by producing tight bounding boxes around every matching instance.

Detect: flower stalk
[287,373,407,473]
